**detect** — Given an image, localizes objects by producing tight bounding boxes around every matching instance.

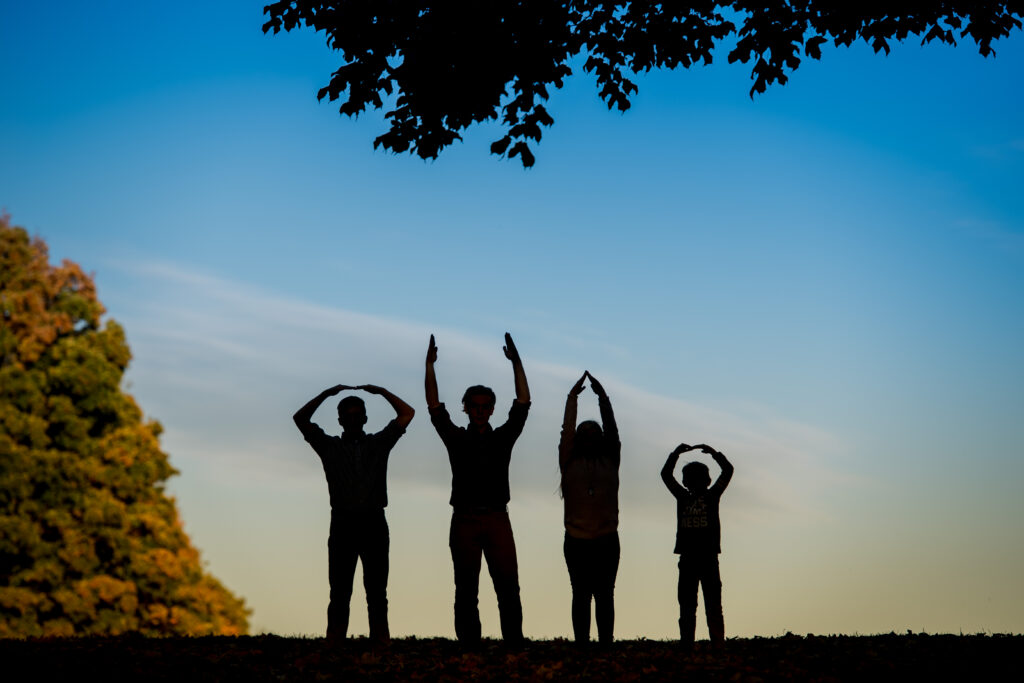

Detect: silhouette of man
[661,443,733,648]
[425,333,530,645]
[293,383,415,642]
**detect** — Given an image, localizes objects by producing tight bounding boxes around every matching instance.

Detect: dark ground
[2,633,1021,682]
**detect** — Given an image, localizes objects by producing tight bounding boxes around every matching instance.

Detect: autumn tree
[0,215,249,637]
[263,1,1023,167]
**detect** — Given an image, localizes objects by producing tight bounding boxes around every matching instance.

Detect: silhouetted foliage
[262,1,1023,167]
[0,215,249,637]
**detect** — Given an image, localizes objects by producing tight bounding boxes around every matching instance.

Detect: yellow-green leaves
[0,216,249,637]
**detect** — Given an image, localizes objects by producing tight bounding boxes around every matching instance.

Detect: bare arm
[559,373,586,469]
[660,443,690,497]
[503,332,530,404]
[293,384,350,429]
[425,334,440,409]
[359,384,415,429]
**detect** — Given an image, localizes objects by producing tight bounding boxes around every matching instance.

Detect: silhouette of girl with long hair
[558,371,620,644]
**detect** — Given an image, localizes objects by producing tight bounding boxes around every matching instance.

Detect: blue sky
[3,2,1023,637]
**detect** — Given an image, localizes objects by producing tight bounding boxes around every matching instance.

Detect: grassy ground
[2,633,1020,682]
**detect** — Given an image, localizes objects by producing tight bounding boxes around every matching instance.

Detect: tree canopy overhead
[263,1,1023,167]
[0,215,249,637]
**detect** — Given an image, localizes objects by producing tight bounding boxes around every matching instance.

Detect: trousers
[678,553,724,646]
[563,531,620,643]
[449,509,523,643]
[327,508,389,640]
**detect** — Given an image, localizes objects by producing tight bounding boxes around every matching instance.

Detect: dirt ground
[2,633,1020,682]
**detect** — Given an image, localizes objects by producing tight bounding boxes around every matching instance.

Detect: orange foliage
[1,215,249,636]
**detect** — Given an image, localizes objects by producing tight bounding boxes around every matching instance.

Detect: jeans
[677,553,724,646]
[327,508,389,640]
[449,509,523,643]
[563,531,620,643]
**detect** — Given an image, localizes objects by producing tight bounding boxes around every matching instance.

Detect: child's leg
[677,556,699,645]
[700,556,724,647]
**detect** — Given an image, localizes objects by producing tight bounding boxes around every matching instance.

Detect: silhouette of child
[661,443,733,648]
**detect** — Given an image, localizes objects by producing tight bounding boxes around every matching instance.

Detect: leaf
[805,36,826,60]
[508,141,536,168]
[490,136,512,155]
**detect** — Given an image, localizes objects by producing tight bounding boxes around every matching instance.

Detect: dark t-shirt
[429,400,530,509]
[670,488,725,555]
[297,419,406,511]
[663,469,731,556]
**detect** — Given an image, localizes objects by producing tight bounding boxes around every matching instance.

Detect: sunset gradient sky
[3,2,1023,638]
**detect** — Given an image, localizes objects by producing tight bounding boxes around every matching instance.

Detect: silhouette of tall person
[293,383,415,642]
[559,371,620,644]
[425,333,530,645]
[661,443,733,648]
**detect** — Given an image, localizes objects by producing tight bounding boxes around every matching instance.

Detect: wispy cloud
[110,261,848,520]
[968,138,1024,160]
[953,217,1024,256]
[100,261,863,637]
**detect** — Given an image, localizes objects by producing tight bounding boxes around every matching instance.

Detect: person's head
[682,461,711,492]
[337,395,367,432]
[573,420,604,458]
[462,385,496,427]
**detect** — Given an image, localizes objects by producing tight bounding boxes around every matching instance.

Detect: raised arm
[660,443,690,498]
[425,334,440,409]
[503,332,530,404]
[359,384,415,429]
[587,371,619,439]
[559,373,587,469]
[697,444,734,494]
[294,384,350,429]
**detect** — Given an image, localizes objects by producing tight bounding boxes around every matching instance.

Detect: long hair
[559,420,605,496]
[570,420,604,461]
